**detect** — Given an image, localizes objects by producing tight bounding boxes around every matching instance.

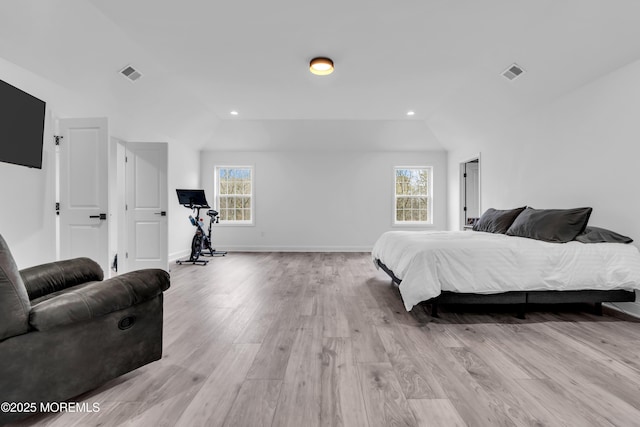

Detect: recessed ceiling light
[310,57,334,76]
[407,111,415,116]
[230,111,239,115]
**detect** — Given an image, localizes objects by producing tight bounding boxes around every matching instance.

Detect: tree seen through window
[217,167,253,223]
[395,167,431,224]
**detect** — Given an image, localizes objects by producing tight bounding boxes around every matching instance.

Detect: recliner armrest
[29,269,170,331]
[20,258,104,300]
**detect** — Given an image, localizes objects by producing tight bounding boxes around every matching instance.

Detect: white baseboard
[169,249,191,263]
[214,245,372,253]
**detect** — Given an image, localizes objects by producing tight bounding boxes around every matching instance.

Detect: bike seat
[207,210,219,217]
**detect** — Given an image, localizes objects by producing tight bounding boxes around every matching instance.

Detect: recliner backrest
[0,234,31,340]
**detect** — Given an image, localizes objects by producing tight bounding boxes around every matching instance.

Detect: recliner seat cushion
[0,234,31,340]
[29,269,170,331]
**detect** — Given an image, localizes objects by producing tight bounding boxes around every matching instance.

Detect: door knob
[154,211,167,216]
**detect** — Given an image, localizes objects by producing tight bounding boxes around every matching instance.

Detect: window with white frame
[394,166,432,225]
[215,166,254,225]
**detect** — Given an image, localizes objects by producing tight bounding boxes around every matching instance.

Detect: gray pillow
[472,207,526,234]
[505,207,592,243]
[575,226,633,244]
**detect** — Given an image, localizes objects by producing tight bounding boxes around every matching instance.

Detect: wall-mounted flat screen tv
[0,79,46,169]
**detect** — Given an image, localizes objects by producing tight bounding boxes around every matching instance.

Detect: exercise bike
[175,189,227,265]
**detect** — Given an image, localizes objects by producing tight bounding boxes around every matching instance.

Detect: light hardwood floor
[12,252,640,427]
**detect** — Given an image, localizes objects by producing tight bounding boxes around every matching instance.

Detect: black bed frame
[376,259,636,319]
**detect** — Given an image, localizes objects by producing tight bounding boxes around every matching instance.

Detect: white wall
[108,137,126,276]
[203,120,445,151]
[200,150,447,251]
[0,112,56,268]
[0,60,64,268]
[447,58,640,236]
[445,58,640,315]
[168,144,201,261]
[1,56,201,270]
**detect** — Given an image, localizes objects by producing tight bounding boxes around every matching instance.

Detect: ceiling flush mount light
[406,111,415,116]
[230,111,238,116]
[309,57,334,75]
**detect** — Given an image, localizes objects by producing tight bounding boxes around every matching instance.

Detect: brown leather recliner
[0,234,170,424]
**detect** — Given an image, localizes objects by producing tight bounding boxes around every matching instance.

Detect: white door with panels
[125,142,168,272]
[58,118,109,273]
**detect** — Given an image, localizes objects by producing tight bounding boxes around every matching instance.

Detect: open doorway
[110,139,169,275]
[460,155,481,230]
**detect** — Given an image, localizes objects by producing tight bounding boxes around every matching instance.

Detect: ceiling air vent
[501,63,525,81]
[119,65,143,82]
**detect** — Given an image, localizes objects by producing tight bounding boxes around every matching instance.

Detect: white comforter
[372,230,640,311]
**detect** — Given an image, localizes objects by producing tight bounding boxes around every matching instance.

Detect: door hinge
[126,252,129,259]
[125,204,128,211]
[125,156,128,163]
[54,135,63,146]
[463,206,467,212]
[55,202,60,215]
[463,173,467,178]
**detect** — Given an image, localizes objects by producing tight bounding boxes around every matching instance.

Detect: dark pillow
[505,207,592,243]
[575,226,633,244]
[472,207,526,234]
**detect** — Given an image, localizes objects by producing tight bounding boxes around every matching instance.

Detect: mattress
[372,230,640,311]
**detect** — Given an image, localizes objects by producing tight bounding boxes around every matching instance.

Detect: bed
[372,207,640,316]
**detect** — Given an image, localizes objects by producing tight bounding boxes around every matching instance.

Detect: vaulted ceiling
[1,0,640,150]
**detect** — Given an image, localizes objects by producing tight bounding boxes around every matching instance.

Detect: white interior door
[58,118,109,273]
[125,142,168,271]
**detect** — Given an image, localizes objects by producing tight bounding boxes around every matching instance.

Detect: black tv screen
[0,79,46,169]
